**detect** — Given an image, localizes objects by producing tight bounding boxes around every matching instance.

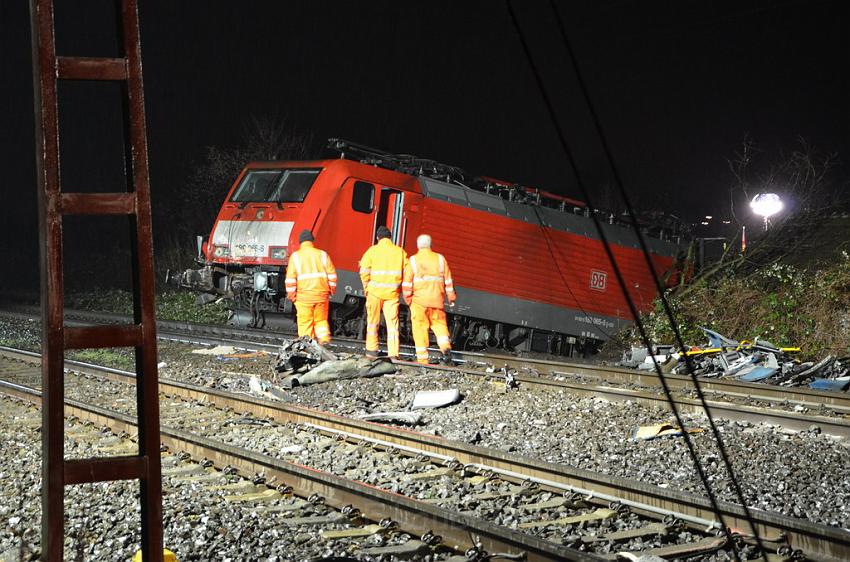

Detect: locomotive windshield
[230,168,321,203]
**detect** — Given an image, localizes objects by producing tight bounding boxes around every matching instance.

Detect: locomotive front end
[168,163,324,321]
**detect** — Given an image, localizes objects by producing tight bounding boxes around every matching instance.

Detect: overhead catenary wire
[544,3,770,559]
[505,2,767,560]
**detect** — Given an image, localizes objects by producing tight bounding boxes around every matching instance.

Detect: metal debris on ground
[620,327,849,391]
[355,387,461,427]
[274,337,330,373]
[411,389,462,410]
[358,411,424,425]
[633,423,704,441]
[277,357,397,389]
[272,337,396,389]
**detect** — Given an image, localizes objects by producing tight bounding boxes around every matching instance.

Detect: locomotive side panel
[416,197,626,339]
[417,179,679,340]
[312,161,424,303]
[316,176,383,303]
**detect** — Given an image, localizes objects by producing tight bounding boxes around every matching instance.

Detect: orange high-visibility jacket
[359,238,408,300]
[285,241,337,304]
[403,248,455,309]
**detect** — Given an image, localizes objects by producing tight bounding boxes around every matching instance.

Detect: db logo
[590,270,607,291]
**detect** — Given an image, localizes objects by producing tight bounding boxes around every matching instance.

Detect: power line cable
[505,2,764,559]
[544,3,769,558]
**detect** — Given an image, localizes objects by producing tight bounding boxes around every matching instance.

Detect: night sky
[1,1,847,290]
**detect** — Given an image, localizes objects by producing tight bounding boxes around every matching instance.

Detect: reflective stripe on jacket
[402,248,454,309]
[285,241,337,304]
[359,238,408,300]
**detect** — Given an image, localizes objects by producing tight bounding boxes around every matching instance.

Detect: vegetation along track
[2,347,849,561]
[3,306,850,437]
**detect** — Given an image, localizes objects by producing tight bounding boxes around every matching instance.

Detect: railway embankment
[615,259,850,362]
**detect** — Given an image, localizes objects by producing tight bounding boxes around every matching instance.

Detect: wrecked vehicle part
[620,328,849,390]
[779,355,835,386]
[701,326,740,349]
[282,358,397,388]
[358,411,424,425]
[738,367,778,382]
[411,389,462,410]
[275,337,326,374]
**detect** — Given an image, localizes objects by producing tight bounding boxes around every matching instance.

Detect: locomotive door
[374,188,406,246]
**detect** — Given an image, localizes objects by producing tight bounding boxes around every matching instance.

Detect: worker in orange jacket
[402,234,456,365]
[285,229,337,345]
[359,226,408,359]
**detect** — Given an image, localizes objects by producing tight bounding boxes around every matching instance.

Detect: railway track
[0,396,460,560]
[2,306,850,438]
[2,347,849,561]
[0,356,590,561]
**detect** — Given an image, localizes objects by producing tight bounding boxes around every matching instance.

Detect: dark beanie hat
[376,226,392,240]
[298,229,314,243]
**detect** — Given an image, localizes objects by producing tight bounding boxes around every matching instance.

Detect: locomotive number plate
[233,243,266,258]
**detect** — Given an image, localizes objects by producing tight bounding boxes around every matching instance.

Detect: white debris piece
[411,389,461,410]
[644,354,668,364]
[249,376,268,395]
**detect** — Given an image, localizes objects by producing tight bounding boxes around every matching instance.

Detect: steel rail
[1,305,847,415]
[2,347,848,561]
[7,337,850,439]
[0,379,599,562]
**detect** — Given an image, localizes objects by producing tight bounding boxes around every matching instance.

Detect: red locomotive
[170,139,686,355]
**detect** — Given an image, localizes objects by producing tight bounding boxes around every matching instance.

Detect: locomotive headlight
[213,245,230,258]
[270,247,287,260]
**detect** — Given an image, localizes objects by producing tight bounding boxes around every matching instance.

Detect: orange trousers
[294,300,331,344]
[410,302,451,364]
[365,294,399,357]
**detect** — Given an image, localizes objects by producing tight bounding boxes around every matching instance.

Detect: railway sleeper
[280,512,349,527]
[362,539,431,557]
[600,534,728,560]
[579,521,671,544]
[518,507,620,529]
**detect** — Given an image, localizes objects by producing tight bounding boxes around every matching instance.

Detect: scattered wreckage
[272,337,397,388]
[620,327,849,391]
[249,337,463,425]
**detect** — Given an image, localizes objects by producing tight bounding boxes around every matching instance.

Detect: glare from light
[705,215,713,219]
[750,193,783,218]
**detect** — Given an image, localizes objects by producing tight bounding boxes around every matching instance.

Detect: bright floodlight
[750,193,783,218]
[751,193,783,230]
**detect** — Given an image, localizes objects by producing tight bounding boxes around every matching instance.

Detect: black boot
[439,351,454,366]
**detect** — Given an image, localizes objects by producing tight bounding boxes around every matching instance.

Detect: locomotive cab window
[352,181,374,213]
[231,169,320,203]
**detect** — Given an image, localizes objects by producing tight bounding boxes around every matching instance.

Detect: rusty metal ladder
[29,0,164,560]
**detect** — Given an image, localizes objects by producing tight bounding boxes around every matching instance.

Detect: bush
[623,255,850,359]
[66,289,230,325]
